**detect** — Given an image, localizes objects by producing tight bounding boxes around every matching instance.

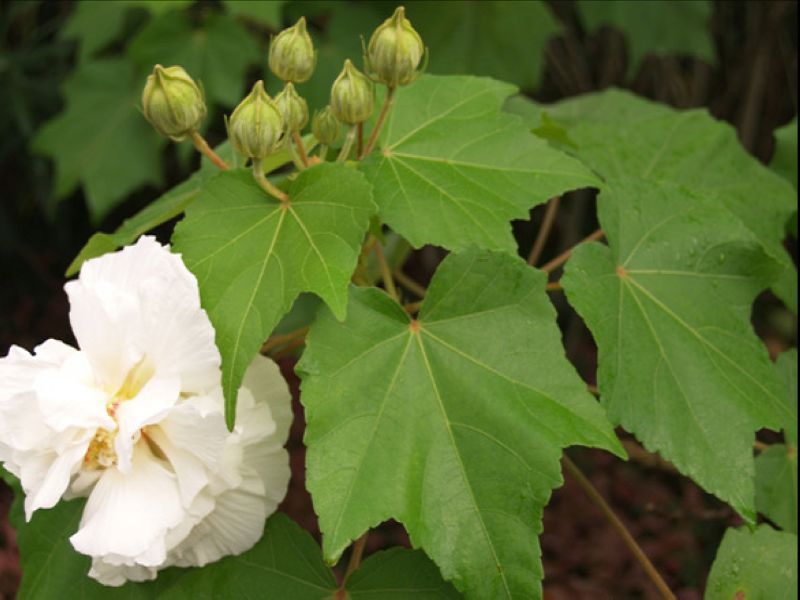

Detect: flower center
[83,358,154,470]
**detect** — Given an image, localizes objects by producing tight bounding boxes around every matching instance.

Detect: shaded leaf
[348,548,461,599]
[562,177,788,521]
[225,0,286,29]
[578,0,714,75]
[705,525,797,600]
[770,118,797,238]
[32,59,165,222]
[359,75,599,253]
[129,12,259,108]
[544,88,797,311]
[172,164,375,427]
[61,1,131,62]
[298,248,624,598]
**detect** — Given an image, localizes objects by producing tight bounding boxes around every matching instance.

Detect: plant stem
[262,326,310,354]
[343,533,368,583]
[394,270,427,298]
[190,131,229,170]
[541,229,604,274]
[318,144,328,160]
[545,281,562,292]
[337,125,357,162]
[252,163,289,202]
[403,300,423,314]
[527,196,561,266]
[373,242,399,301]
[360,87,396,159]
[357,122,364,157]
[292,131,311,167]
[562,456,676,600]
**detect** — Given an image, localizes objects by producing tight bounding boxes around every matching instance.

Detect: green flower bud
[366,6,425,87]
[274,83,309,133]
[227,81,285,160]
[268,17,316,84]
[142,64,206,141]
[311,106,340,146]
[330,60,374,125]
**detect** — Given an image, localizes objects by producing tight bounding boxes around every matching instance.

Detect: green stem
[337,125,357,163]
[252,162,288,202]
[190,131,229,170]
[360,86,396,159]
[317,144,328,160]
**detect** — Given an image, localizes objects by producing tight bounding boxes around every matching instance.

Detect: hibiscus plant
[1,4,797,599]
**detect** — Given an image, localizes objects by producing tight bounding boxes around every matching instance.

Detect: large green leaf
[704,525,797,600]
[541,88,797,312]
[577,0,714,75]
[298,248,624,598]
[562,177,788,521]
[224,0,286,29]
[410,1,560,90]
[755,349,798,533]
[129,12,259,108]
[31,58,165,222]
[771,118,798,191]
[359,75,599,253]
[61,1,131,62]
[172,164,375,427]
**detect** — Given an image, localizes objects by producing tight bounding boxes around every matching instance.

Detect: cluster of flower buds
[141,6,427,165]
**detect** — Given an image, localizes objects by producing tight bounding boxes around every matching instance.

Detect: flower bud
[330,60,374,125]
[268,17,316,84]
[142,65,206,141]
[311,106,340,146]
[227,81,285,160]
[274,83,309,133]
[366,6,425,87]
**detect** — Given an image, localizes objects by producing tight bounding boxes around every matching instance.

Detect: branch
[394,269,427,298]
[373,242,399,301]
[527,196,561,266]
[540,229,604,274]
[562,455,676,600]
[261,326,309,355]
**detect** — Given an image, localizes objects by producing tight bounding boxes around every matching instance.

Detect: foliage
[6,1,799,598]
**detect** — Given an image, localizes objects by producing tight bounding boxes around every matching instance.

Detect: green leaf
[545,88,797,312]
[577,0,715,75]
[359,75,599,253]
[129,12,259,108]
[410,1,561,90]
[61,1,131,62]
[172,164,375,427]
[224,0,286,28]
[31,58,165,223]
[705,525,797,600]
[755,444,797,534]
[348,548,461,599]
[562,177,789,522]
[755,349,799,533]
[298,248,624,598]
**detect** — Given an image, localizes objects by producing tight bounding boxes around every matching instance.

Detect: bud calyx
[268,17,316,84]
[312,106,340,146]
[227,81,285,160]
[275,83,309,133]
[366,6,425,87]
[142,65,206,141]
[330,60,375,125]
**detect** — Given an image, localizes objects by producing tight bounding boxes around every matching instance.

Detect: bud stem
[252,163,289,202]
[360,87,396,159]
[337,125,358,163]
[317,144,328,160]
[291,131,311,167]
[190,131,230,171]
[357,122,364,157]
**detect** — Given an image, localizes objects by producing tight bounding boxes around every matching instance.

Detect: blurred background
[0,1,797,597]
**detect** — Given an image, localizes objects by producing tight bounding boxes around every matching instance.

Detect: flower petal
[70,443,185,568]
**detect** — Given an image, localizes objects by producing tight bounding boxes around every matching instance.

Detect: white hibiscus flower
[0,236,292,586]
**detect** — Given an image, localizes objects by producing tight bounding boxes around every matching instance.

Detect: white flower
[0,236,292,586]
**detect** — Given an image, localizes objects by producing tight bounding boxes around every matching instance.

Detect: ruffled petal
[114,375,180,473]
[65,236,220,394]
[70,443,185,568]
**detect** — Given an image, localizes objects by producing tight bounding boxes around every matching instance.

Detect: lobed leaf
[172,164,375,428]
[563,177,789,521]
[359,75,599,253]
[298,248,623,598]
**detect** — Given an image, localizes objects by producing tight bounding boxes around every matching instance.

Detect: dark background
[0,1,797,597]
